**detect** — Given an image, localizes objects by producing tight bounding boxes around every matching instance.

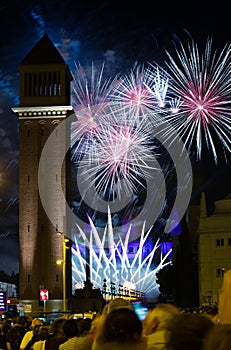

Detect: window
[27,224,30,232]
[228,238,231,246]
[216,268,225,278]
[216,238,224,247]
[28,275,31,283]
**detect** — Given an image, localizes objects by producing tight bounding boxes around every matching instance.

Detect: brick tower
[12,34,73,312]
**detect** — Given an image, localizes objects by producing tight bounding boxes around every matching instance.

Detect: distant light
[75,281,84,289]
[123,280,136,291]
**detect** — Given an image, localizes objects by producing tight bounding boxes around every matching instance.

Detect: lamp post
[56,233,69,312]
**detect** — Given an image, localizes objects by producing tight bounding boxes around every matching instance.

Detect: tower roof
[20,33,67,65]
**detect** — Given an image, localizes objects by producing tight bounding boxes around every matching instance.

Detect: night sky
[0,0,230,274]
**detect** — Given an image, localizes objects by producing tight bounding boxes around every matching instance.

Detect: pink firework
[110,62,157,118]
[79,106,156,199]
[165,38,231,163]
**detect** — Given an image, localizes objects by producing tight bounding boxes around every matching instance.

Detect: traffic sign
[40,289,49,301]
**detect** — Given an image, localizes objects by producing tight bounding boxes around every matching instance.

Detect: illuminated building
[12,34,73,312]
[198,192,231,305]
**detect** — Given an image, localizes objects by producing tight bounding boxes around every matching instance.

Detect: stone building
[12,34,73,313]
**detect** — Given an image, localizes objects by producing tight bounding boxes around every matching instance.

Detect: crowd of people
[0,297,230,350]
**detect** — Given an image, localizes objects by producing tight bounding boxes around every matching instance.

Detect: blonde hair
[31,318,43,329]
[143,303,179,334]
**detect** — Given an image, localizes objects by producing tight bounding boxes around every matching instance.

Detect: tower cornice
[12,105,73,119]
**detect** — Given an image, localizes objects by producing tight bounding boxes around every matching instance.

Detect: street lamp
[56,232,69,312]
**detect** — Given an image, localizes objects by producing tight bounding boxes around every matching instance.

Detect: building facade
[198,192,231,305]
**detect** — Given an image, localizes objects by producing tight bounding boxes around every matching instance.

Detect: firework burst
[76,105,157,200]
[110,62,169,119]
[110,63,153,116]
[165,38,231,163]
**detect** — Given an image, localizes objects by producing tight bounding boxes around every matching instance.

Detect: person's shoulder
[23,330,33,338]
[58,342,65,350]
[32,340,44,350]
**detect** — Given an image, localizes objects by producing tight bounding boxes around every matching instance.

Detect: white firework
[145,63,170,108]
[165,38,231,163]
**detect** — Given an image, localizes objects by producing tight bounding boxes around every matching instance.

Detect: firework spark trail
[71,62,118,161]
[3,197,18,214]
[169,97,183,114]
[72,212,171,297]
[0,232,11,239]
[72,62,115,110]
[145,63,170,109]
[165,38,231,163]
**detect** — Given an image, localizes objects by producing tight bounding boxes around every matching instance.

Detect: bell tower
[12,34,73,312]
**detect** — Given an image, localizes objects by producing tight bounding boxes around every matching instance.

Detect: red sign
[40,289,49,301]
